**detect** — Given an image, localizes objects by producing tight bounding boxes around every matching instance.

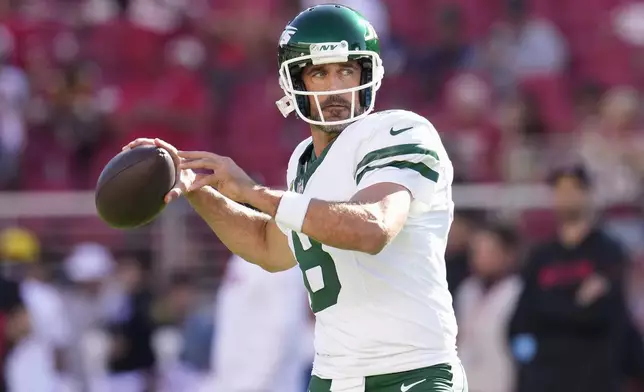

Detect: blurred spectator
[0,26,29,189]
[0,228,31,392]
[497,91,549,182]
[577,86,644,205]
[435,73,502,182]
[81,0,121,25]
[456,222,522,392]
[476,0,568,96]
[0,275,28,392]
[192,0,281,74]
[104,255,156,392]
[127,0,189,35]
[62,242,115,391]
[0,227,39,273]
[445,208,483,297]
[155,273,213,392]
[625,259,644,391]
[46,59,109,188]
[508,164,634,392]
[407,4,473,102]
[203,254,312,392]
[572,80,605,128]
[0,227,73,391]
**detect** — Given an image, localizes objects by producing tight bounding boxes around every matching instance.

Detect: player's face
[552,177,591,222]
[301,61,364,133]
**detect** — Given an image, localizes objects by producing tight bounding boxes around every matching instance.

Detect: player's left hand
[178,150,256,202]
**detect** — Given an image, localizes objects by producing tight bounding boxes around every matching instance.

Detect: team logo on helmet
[279,26,298,47]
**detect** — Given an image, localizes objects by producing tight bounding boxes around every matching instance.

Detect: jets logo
[362,20,377,40]
[279,26,297,47]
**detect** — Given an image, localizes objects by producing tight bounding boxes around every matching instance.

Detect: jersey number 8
[292,233,342,313]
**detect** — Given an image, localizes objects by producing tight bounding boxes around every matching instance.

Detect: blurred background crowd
[0,0,642,391]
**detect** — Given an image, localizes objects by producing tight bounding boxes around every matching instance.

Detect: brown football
[95,146,175,229]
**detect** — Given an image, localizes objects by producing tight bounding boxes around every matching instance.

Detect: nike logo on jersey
[401,379,426,392]
[390,126,413,135]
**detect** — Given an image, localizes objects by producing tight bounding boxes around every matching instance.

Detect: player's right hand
[122,138,197,204]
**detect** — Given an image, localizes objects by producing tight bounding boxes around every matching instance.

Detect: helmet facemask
[276,40,384,130]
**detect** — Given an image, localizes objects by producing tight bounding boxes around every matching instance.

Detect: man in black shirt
[509,165,635,392]
[0,276,29,392]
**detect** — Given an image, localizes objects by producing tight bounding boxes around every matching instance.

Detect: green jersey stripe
[355,143,439,173]
[356,160,440,184]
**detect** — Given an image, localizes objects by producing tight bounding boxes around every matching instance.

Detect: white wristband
[275,191,312,232]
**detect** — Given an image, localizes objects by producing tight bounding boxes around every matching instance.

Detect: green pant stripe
[308,362,468,392]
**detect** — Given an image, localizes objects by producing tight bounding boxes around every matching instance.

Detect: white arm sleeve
[276,138,313,236]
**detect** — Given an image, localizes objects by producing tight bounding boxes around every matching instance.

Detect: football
[95,146,176,229]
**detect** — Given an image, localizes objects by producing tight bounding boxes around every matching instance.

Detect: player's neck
[310,128,340,157]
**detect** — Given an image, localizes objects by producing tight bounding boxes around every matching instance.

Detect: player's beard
[309,94,364,134]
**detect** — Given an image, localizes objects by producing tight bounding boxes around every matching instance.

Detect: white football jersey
[279,109,458,379]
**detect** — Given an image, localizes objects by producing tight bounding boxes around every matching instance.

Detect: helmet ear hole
[359,59,373,108]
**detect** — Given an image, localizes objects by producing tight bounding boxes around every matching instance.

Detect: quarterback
[125,4,467,392]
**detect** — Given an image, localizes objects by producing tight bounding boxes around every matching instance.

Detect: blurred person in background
[126,0,189,35]
[455,222,522,392]
[445,208,483,298]
[408,4,474,103]
[0,277,28,392]
[154,272,214,392]
[202,253,312,392]
[0,227,72,392]
[577,86,644,206]
[572,80,605,128]
[46,57,109,189]
[103,255,156,392]
[0,229,30,392]
[497,91,549,182]
[436,73,502,182]
[508,164,635,392]
[0,24,29,190]
[477,0,568,96]
[189,0,285,108]
[623,252,644,392]
[62,242,116,392]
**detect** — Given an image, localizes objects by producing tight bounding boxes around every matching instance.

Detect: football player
[124,4,467,392]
